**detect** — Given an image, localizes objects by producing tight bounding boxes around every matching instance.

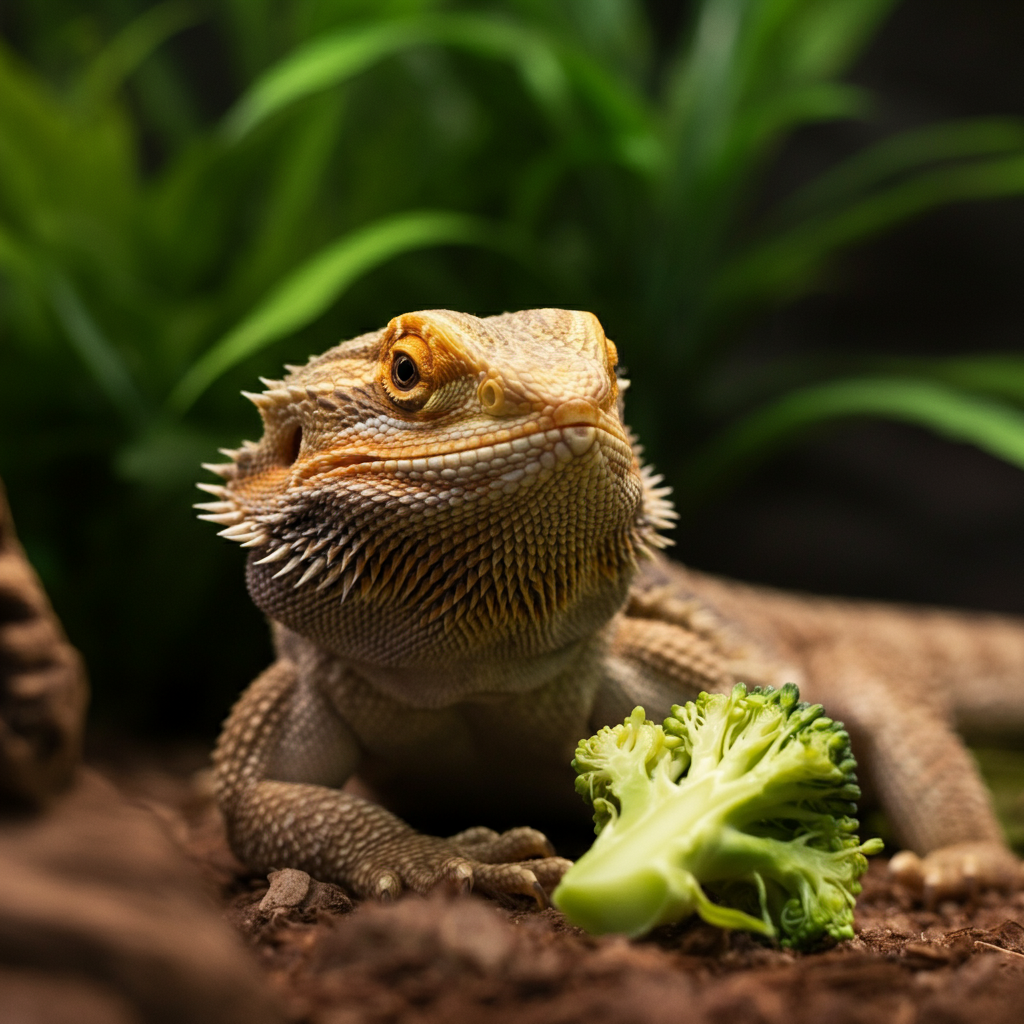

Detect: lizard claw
[525,856,574,893]
[890,842,1024,907]
[532,879,551,908]
[371,870,402,902]
[469,860,568,904]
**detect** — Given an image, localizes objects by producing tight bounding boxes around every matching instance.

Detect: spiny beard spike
[195,482,229,498]
[254,544,293,566]
[241,390,274,410]
[271,555,304,580]
[295,556,326,588]
[218,522,256,539]
[316,563,346,592]
[196,510,245,526]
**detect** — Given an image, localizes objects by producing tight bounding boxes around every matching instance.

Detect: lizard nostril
[283,424,302,465]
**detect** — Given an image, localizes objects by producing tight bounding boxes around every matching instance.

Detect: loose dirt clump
[110,752,1024,1024]
[227,877,1024,1024]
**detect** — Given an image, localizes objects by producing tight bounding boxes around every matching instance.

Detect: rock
[0,476,284,1024]
[0,477,87,810]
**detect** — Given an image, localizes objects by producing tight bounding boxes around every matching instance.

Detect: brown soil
[94,746,1024,1024]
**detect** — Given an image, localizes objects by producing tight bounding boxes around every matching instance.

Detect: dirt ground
[93,744,1024,1024]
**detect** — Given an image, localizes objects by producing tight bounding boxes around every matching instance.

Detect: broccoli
[551,683,883,949]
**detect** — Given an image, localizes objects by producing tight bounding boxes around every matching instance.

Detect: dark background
[1,0,1022,738]
[675,0,1024,611]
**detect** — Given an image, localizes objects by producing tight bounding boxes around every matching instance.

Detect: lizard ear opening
[283,424,303,466]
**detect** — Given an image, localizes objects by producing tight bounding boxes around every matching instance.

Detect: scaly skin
[200,308,1024,906]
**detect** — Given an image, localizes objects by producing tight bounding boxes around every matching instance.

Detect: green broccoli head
[572,705,683,833]
[552,683,884,949]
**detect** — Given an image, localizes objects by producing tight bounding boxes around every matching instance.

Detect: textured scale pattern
[198,310,672,674]
[202,308,1024,909]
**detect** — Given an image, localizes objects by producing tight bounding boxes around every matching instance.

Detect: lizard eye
[391,352,419,391]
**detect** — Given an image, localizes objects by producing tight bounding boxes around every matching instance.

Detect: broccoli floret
[552,683,884,949]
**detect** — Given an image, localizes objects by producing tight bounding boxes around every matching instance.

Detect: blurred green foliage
[973,748,1024,853]
[2,0,1023,734]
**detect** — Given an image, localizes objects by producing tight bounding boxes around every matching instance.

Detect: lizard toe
[890,841,1024,906]
[383,852,476,897]
[347,830,567,904]
[471,862,550,905]
[525,856,573,892]
[471,856,573,901]
[453,825,556,862]
[447,826,500,846]
[368,868,403,901]
[432,856,474,896]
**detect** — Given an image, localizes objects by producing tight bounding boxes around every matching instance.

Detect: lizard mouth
[302,419,626,477]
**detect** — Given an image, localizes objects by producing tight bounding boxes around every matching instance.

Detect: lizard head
[196,309,675,675]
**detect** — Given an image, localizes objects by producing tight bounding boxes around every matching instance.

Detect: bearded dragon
[198,308,1024,907]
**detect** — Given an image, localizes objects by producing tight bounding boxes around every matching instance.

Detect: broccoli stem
[554,773,780,937]
[556,690,882,945]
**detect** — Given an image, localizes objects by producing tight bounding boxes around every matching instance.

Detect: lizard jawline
[302,421,625,476]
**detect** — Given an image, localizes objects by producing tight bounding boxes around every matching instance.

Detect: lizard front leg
[213,660,570,902]
[595,613,793,727]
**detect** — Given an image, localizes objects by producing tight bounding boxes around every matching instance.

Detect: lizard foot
[354,825,572,907]
[448,825,572,902]
[889,841,1024,907]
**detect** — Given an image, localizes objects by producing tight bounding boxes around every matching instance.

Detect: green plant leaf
[167,210,493,414]
[554,47,660,173]
[864,354,1024,409]
[716,82,869,191]
[762,0,895,82]
[0,221,37,283]
[715,153,1024,313]
[79,1,201,104]
[220,95,347,307]
[0,40,138,257]
[774,119,1024,225]
[115,421,225,488]
[49,275,147,426]
[223,13,572,140]
[684,377,1024,501]
[914,355,1024,405]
